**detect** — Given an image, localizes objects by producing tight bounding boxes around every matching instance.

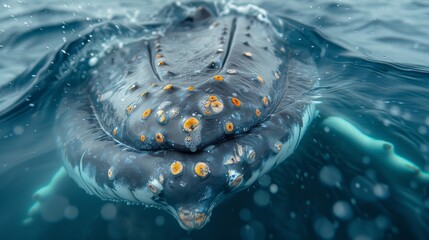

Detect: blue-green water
[0,0,428,239]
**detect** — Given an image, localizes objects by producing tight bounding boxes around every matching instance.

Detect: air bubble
[319,165,342,187]
[333,201,353,220]
[269,184,278,194]
[40,195,69,223]
[418,126,427,135]
[155,215,165,226]
[64,205,79,220]
[314,217,335,239]
[253,190,270,207]
[258,175,271,187]
[13,125,24,135]
[373,183,390,199]
[389,106,400,116]
[101,203,117,220]
[239,208,252,222]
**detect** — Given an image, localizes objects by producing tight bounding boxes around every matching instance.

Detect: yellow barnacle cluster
[225,121,234,133]
[141,109,152,119]
[231,97,241,107]
[126,105,135,115]
[163,83,173,91]
[262,96,269,107]
[170,161,184,176]
[203,95,224,115]
[194,162,210,178]
[183,117,200,132]
[209,95,218,102]
[213,75,224,82]
[155,133,164,143]
[140,134,146,142]
[255,109,261,118]
[211,100,224,113]
[140,90,148,97]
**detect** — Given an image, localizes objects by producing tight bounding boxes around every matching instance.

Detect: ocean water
[0,0,428,239]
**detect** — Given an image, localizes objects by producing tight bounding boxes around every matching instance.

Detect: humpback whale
[53,3,317,230]
[17,2,320,230]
